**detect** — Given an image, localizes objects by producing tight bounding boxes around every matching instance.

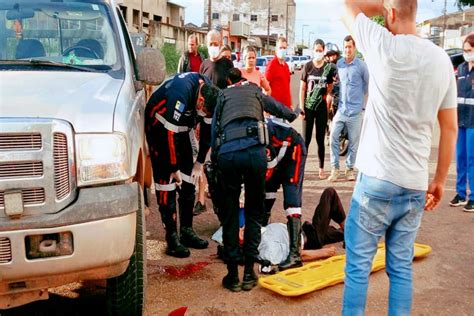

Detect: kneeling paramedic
[145,72,219,258]
[211,69,298,292]
[263,117,307,271]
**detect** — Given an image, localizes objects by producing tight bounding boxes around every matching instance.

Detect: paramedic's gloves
[425,180,443,211]
[171,170,183,188]
[191,162,203,186]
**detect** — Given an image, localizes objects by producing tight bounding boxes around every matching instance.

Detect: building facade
[204,0,296,52]
[417,7,474,49]
[119,0,205,53]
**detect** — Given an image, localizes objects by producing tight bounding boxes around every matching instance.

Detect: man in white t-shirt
[341,1,458,315]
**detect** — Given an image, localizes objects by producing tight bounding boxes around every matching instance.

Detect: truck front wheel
[106,187,146,316]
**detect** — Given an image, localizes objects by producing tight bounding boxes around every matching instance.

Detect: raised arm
[342,0,384,34]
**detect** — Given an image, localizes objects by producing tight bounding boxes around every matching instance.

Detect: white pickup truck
[0,0,164,314]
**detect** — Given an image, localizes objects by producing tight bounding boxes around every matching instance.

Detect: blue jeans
[342,173,426,316]
[456,127,474,201]
[330,111,363,169]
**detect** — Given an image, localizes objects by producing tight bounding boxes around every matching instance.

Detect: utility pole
[442,0,447,48]
[308,31,314,48]
[301,24,308,47]
[139,0,143,32]
[208,0,212,31]
[286,0,289,41]
[267,0,271,51]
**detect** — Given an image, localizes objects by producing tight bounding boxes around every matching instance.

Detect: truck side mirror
[136,47,166,86]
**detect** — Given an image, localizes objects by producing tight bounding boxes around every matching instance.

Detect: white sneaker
[346,168,355,181]
[328,168,340,182]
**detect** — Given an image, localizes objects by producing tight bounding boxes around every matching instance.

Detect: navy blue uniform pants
[217,145,267,263]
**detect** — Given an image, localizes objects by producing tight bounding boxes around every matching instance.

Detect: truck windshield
[0,1,121,71]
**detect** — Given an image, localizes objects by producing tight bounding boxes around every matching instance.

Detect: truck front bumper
[0,183,140,303]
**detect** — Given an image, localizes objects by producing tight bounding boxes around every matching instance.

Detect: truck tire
[106,187,146,316]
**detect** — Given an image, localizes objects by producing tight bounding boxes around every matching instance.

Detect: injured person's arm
[301,246,337,262]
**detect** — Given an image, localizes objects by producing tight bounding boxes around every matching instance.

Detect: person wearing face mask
[299,39,337,179]
[240,45,272,95]
[265,36,292,109]
[450,32,474,212]
[200,30,233,89]
[145,73,220,258]
[328,35,369,182]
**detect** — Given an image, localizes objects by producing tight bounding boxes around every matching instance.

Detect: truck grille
[0,188,46,208]
[0,161,43,179]
[0,237,12,264]
[53,133,70,200]
[0,133,42,151]
[0,119,76,217]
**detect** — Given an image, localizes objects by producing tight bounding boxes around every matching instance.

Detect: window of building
[119,5,127,22]
[233,14,239,21]
[212,12,219,20]
[250,14,257,22]
[271,15,278,22]
[132,9,139,27]
[153,15,162,22]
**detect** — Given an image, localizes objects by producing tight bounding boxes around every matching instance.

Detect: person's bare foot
[319,168,327,179]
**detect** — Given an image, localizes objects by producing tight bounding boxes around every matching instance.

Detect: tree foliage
[371,16,385,26]
[456,0,473,8]
[160,43,180,75]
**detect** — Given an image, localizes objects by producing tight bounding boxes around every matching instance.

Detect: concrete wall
[204,0,296,49]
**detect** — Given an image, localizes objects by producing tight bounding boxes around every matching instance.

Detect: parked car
[0,0,165,312]
[293,56,304,70]
[285,56,296,74]
[450,52,465,75]
[300,55,311,68]
[232,52,243,68]
[256,57,268,74]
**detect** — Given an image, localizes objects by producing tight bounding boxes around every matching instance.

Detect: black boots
[166,232,190,258]
[242,261,258,291]
[180,226,209,249]
[278,216,303,271]
[222,263,241,292]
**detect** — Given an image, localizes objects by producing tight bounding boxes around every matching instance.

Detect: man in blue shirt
[328,35,369,182]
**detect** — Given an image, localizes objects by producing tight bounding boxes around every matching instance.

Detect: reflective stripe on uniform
[267,141,290,169]
[181,173,193,184]
[285,207,302,217]
[155,183,177,191]
[155,172,194,192]
[155,113,191,133]
[265,192,277,199]
[457,97,474,105]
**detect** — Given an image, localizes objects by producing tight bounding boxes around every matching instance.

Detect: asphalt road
[5,70,474,316]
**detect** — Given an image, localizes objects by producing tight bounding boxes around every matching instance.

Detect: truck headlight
[76,134,129,186]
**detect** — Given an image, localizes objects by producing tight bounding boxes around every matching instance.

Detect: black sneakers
[463,200,474,213]
[450,194,468,207]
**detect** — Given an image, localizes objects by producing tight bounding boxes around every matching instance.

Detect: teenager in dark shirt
[299,39,337,179]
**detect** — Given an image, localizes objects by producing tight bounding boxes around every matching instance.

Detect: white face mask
[208,46,220,59]
[313,52,325,62]
[464,52,474,63]
[276,48,287,59]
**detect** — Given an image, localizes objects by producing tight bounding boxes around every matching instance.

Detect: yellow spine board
[258,243,432,297]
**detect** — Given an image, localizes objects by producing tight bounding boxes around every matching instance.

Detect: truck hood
[0,72,124,133]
